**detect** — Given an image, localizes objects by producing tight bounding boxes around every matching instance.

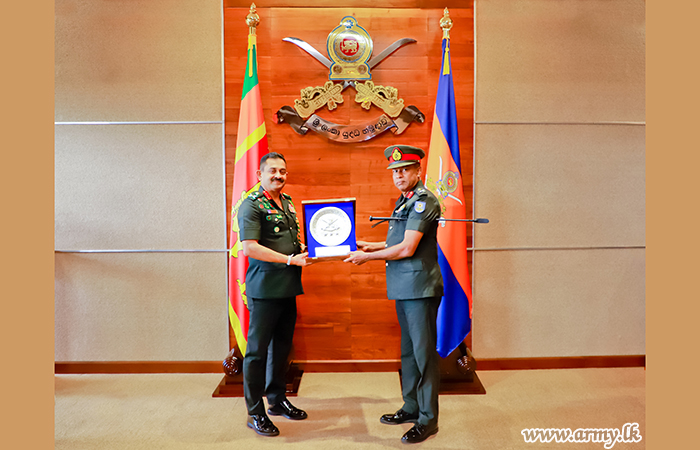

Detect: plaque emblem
[309,206,352,247]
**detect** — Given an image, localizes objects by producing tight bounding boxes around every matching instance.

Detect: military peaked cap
[384,145,425,169]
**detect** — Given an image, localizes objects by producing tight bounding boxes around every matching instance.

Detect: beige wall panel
[475,0,645,122]
[474,124,644,248]
[55,124,225,250]
[472,248,644,358]
[55,252,228,361]
[55,0,222,122]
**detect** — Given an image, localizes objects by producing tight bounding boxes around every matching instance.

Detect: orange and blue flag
[425,34,473,358]
[228,31,267,356]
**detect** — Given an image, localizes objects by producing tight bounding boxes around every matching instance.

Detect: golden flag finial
[440,7,453,39]
[246,3,260,35]
[245,4,260,77]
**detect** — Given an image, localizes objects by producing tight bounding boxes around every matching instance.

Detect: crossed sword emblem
[277,36,423,141]
[283,36,416,88]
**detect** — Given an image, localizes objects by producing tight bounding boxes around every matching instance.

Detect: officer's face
[258,158,288,193]
[392,163,421,194]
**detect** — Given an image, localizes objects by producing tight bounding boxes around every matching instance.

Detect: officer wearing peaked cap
[384,144,425,169]
[345,144,443,444]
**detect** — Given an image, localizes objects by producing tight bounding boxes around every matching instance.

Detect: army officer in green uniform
[344,145,443,444]
[238,152,311,437]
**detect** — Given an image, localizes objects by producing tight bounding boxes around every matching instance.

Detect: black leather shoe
[267,399,308,420]
[380,409,419,425]
[246,415,279,437]
[401,424,439,444]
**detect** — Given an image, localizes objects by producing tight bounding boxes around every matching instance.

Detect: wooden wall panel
[55,252,228,362]
[55,0,222,122]
[55,124,225,251]
[475,0,645,123]
[474,124,645,249]
[473,248,645,358]
[224,6,474,362]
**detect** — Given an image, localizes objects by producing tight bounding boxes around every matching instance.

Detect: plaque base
[309,254,349,262]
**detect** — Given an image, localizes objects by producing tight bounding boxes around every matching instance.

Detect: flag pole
[223,3,262,379]
[424,7,485,394]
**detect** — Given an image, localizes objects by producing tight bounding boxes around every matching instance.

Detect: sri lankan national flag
[228,31,267,356]
[425,34,473,358]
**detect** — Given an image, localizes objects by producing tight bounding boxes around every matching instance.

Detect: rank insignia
[414,201,426,213]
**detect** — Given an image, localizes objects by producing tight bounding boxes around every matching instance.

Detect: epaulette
[415,187,428,196]
[248,191,263,200]
[281,192,292,200]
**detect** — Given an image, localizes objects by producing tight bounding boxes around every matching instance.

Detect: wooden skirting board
[55,355,644,374]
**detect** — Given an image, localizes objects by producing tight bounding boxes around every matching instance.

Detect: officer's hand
[356,241,373,252]
[344,250,369,265]
[291,252,312,267]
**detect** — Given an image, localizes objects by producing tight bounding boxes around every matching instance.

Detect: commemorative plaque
[301,198,357,260]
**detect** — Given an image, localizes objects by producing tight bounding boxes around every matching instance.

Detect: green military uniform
[385,180,443,300]
[383,144,443,431]
[386,180,443,429]
[238,186,303,416]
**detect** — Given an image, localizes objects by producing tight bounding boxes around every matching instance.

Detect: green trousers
[243,296,297,416]
[395,296,441,427]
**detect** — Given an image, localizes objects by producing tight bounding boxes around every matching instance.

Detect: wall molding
[476,355,645,371]
[55,355,644,374]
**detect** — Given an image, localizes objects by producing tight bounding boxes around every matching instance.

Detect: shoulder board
[248,191,263,200]
[415,187,428,197]
[281,193,292,200]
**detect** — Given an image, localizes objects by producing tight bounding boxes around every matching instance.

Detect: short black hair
[260,152,286,170]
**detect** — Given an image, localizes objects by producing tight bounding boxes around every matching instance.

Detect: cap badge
[392,148,402,161]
